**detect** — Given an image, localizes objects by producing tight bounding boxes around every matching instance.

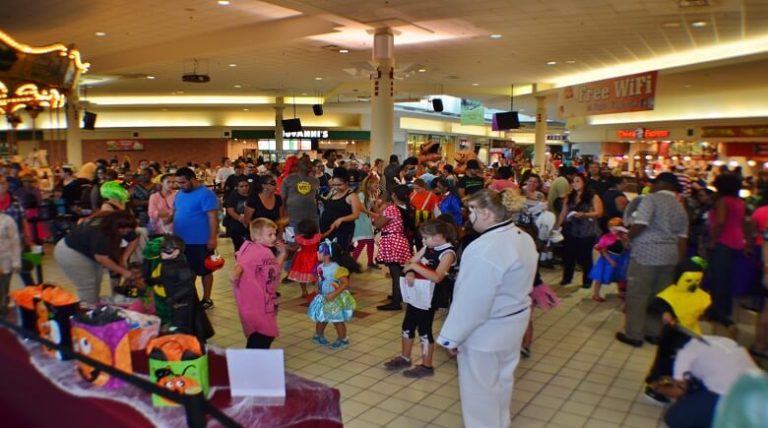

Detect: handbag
[70,307,133,389]
[147,334,209,407]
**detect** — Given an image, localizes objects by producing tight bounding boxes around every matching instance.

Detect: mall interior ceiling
[2,0,768,117]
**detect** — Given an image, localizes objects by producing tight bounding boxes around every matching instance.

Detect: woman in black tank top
[319,168,362,252]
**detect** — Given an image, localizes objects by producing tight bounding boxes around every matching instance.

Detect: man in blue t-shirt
[173,167,220,309]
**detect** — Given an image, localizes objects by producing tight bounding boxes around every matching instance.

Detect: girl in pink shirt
[147,174,177,234]
[230,218,288,349]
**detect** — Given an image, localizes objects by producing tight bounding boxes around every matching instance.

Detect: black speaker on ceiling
[312,104,324,116]
[282,118,303,132]
[82,111,97,130]
[432,98,444,112]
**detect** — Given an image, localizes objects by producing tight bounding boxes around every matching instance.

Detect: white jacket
[0,213,21,273]
[438,220,538,351]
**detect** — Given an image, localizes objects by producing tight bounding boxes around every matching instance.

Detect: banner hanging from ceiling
[460,99,485,125]
[556,71,658,118]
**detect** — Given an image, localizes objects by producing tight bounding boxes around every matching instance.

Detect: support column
[274,96,284,160]
[533,94,547,171]
[370,28,395,163]
[65,90,83,166]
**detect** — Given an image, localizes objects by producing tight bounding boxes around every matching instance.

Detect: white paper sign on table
[399,277,435,310]
[226,348,286,404]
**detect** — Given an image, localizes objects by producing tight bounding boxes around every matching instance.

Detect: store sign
[282,130,329,139]
[106,140,144,151]
[557,71,658,118]
[701,126,768,138]
[616,128,670,139]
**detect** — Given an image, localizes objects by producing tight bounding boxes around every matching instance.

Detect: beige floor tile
[624,413,662,428]
[549,411,588,428]
[355,406,400,425]
[583,418,621,428]
[539,384,574,400]
[590,406,627,424]
[386,415,427,428]
[560,400,596,417]
[520,403,558,422]
[429,412,464,428]
[346,417,387,428]
[598,396,633,413]
[353,389,390,406]
[404,405,444,423]
[510,414,549,427]
[342,399,372,421]
[569,391,603,405]
[378,396,415,414]
[529,394,564,410]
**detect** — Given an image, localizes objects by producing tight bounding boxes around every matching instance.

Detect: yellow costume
[656,271,710,335]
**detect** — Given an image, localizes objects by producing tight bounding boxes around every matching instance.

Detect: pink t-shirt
[708,196,746,250]
[752,206,768,245]
[233,240,280,338]
[148,191,176,234]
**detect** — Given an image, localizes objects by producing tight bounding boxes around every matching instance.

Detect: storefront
[229,129,370,162]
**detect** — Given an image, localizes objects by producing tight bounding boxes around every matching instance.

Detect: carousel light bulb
[747,160,756,167]
[683,156,692,161]
[645,155,653,160]
[634,155,641,160]
[728,160,739,168]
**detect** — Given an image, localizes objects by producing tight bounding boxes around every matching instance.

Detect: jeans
[665,386,719,428]
[705,243,739,322]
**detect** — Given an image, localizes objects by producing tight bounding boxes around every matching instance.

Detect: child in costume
[149,235,214,345]
[287,219,320,298]
[383,220,457,378]
[643,258,713,403]
[308,239,360,349]
[230,218,287,349]
[105,262,155,314]
[589,217,630,302]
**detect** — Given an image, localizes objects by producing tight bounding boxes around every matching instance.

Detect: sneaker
[383,356,412,371]
[403,365,434,378]
[201,299,214,310]
[520,346,531,358]
[643,386,670,405]
[615,332,643,348]
[376,303,402,311]
[329,338,350,350]
[312,334,330,346]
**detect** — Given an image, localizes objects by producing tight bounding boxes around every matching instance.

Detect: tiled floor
[10,238,761,428]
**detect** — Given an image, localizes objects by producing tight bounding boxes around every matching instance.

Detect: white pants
[457,311,529,428]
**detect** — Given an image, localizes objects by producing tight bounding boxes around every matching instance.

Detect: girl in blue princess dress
[308,240,361,349]
[589,217,630,302]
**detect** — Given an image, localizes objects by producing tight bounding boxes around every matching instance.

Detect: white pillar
[274,96,284,160]
[533,94,547,170]
[370,28,395,164]
[65,90,83,166]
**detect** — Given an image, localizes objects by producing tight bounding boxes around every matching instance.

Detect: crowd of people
[1,150,767,428]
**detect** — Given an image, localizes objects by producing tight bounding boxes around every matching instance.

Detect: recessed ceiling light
[301,92,308,95]
[490,34,502,39]
[95,32,107,37]
[662,21,681,28]
[146,75,156,80]
[243,108,249,111]
[546,61,558,65]
[417,68,427,73]
[233,84,242,88]
[683,84,693,88]
[314,77,323,80]
[565,60,577,64]
[691,21,708,28]
[228,63,237,67]
[217,0,230,5]
[472,83,479,86]
[339,49,349,54]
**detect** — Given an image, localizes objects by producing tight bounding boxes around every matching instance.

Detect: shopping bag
[117,308,161,351]
[10,285,43,332]
[36,286,79,360]
[147,334,209,407]
[70,307,133,389]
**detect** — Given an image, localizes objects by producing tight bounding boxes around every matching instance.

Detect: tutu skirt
[589,252,629,284]
[307,291,356,323]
